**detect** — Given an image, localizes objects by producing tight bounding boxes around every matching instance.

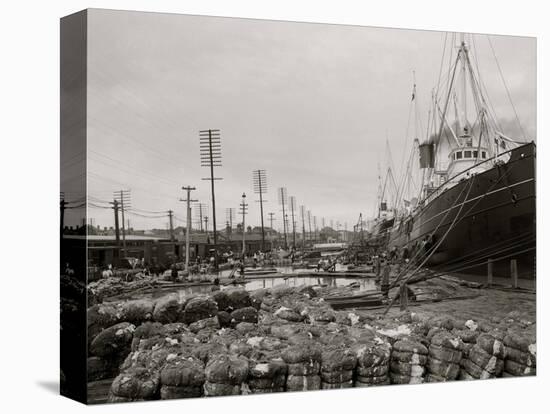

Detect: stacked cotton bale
[204,354,249,396]
[89,322,135,363]
[353,341,391,387]
[152,293,186,324]
[109,366,160,402]
[159,355,205,399]
[230,307,259,326]
[118,298,155,325]
[502,332,536,377]
[459,331,506,380]
[320,347,357,389]
[224,288,252,311]
[247,358,287,394]
[87,303,120,347]
[426,331,464,382]
[87,307,128,381]
[281,343,322,392]
[389,339,428,384]
[182,296,218,325]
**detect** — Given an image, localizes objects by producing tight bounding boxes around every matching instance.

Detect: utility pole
[195,203,207,232]
[168,210,175,242]
[307,210,312,242]
[110,199,121,264]
[167,210,175,258]
[114,190,131,258]
[204,216,209,237]
[314,216,318,243]
[289,196,297,248]
[240,193,248,256]
[180,186,197,271]
[268,212,276,249]
[200,129,222,270]
[300,205,306,247]
[278,187,288,250]
[252,169,268,252]
[226,208,236,230]
[60,192,66,235]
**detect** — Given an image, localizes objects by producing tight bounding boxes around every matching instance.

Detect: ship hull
[388,142,536,278]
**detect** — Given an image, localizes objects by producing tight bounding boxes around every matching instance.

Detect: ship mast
[460,34,468,134]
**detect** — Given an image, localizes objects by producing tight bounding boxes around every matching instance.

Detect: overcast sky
[83,8,536,231]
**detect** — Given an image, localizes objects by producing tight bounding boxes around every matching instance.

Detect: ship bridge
[446,133,490,182]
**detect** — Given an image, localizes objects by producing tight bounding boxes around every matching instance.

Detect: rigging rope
[486,35,527,141]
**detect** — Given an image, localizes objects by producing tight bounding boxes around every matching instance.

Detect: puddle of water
[122,264,376,301]
[243,276,377,291]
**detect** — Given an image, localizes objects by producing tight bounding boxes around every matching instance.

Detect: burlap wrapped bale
[205,354,249,385]
[152,293,185,324]
[249,288,268,310]
[110,367,160,400]
[88,304,120,345]
[224,288,252,311]
[389,339,427,384]
[355,375,390,387]
[248,359,287,394]
[118,299,155,324]
[286,374,321,391]
[281,342,321,392]
[204,382,242,396]
[426,331,464,382]
[160,385,203,399]
[229,340,254,357]
[270,324,302,340]
[211,290,230,312]
[274,307,303,322]
[504,359,536,376]
[203,354,249,397]
[356,365,389,378]
[232,322,255,335]
[353,341,391,387]
[476,332,507,358]
[453,329,479,344]
[192,342,227,364]
[230,306,259,325]
[321,380,354,389]
[309,308,337,325]
[392,339,429,356]
[503,332,536,377]
[189,316,220,334]
[182,296,218,324]
[159,355,205,399]
[381,349,421,363]
[319,347,356,388]
[130,322,165,351]
[288,361,321,376]
[321,347,357,372]
[217,310,232,328]
[426,358,460,380]
[459,331,506,380]
[281,343,322,365]
[90,322,135,357]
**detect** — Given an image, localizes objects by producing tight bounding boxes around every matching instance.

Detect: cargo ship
[385,35,536,277]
